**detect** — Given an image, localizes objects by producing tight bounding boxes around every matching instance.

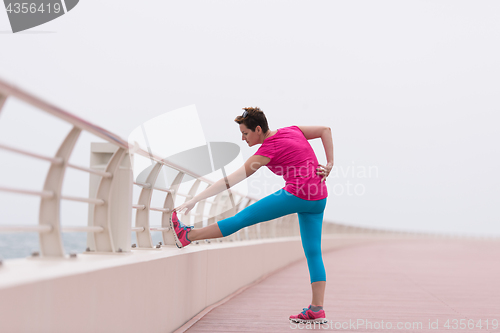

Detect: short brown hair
[234,107,269,133]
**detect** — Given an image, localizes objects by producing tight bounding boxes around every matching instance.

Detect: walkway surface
[185,238,500,332]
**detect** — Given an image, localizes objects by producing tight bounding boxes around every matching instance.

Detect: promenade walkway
[181,237,500,332]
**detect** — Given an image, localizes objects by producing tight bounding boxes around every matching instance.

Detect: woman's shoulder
[277,125,300,132]
[278,125,303,136]
[264,126,303,142]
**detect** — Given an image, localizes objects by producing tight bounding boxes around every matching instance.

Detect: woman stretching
[172,107,333,324]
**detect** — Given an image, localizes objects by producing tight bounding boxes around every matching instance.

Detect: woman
[172,107,333,324]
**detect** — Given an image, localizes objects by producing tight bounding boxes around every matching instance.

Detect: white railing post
[218,192,237,241]
[39,126,81,257]
[193,183,211,229]
[134,161,163,249]
[181,179,201,226]
[162,171,184,246]
[207,192,225,242]
[88,143,132,253]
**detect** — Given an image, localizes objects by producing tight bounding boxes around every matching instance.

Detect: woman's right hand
[174,199,196,215]
[316,162,333,182]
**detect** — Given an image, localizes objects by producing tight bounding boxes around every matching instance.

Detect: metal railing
[0,78,303,258]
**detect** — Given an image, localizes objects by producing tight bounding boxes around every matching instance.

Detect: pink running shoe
[289,305,327,324]
[169,211,194,248]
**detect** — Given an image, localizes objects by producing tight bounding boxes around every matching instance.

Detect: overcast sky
[0,1,499,236]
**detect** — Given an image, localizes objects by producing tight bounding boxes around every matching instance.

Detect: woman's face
[239,123,261,147]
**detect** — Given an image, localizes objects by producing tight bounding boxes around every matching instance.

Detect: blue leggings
[217,189,327,283]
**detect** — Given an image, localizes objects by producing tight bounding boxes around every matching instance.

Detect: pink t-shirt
[255,125,328,201]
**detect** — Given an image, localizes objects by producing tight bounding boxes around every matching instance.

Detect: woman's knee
[303,244,322,260]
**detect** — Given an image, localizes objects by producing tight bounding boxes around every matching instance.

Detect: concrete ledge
[0,234,428,333]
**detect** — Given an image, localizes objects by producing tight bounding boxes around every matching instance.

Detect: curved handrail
[0,77,253,200]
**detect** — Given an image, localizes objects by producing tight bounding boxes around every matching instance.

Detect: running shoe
[289,305,327,324]
[169,211,193,248]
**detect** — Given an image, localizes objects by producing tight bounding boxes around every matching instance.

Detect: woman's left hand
[174,199,196,215]
[316,163,333,182]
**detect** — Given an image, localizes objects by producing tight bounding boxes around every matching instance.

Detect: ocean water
[0,233,86,260]
[0,232,165,260]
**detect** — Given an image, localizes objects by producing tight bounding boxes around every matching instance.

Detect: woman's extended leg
[188,189,301,241]
[188,222,222,241]
[298,211,326,306]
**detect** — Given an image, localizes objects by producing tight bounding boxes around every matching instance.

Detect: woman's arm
[191,154,268,202]
[297,125,334,181]
[174,154,270,214]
